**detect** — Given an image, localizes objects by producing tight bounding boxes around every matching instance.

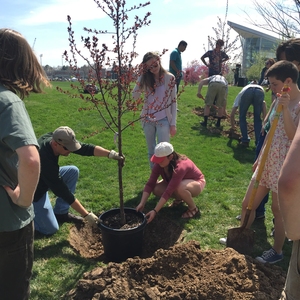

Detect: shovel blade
[226,227,255,255]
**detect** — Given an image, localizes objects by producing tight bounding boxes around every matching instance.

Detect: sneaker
[200,122,207,127]
[219,237,227,245]
[55,213,83,224]
[255,248,283,264]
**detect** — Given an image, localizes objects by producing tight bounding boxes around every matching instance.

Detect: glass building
[227,21,280,76]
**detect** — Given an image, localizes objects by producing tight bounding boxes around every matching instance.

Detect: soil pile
[67,215,286,300]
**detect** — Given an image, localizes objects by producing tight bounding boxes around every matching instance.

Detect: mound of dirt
[67,216,286,300]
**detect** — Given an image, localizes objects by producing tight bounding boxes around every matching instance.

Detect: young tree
[60,1,176,225]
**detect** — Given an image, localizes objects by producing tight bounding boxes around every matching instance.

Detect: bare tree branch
[244,0,300,38]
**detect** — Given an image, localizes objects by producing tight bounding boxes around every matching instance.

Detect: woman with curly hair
[136,142,206,223]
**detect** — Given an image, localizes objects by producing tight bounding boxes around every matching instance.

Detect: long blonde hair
[0,28,50,99]
[139,51,167,92]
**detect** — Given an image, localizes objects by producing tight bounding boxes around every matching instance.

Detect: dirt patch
[69,214,185,260]
[193,106,255,140]
[67,216,286,300]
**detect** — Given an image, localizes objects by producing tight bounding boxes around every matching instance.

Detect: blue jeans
[255,132,269,217]
[143,117,170,169]
[0,222,33,300]
[239,87,264,145]
[33,165,79,235]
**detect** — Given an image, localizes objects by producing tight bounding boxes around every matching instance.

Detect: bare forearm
[230,107,237,128]
[154,197,167,213]
[71,199,89,217]
[262,101,267,119]
[282,109,297,140]
[16,146,40,207]
[93,145,110,157]
[140,191,150,206]
[278,124,300,240]
[197,82,204,94]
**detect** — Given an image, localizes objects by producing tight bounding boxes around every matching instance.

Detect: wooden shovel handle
[247,104,282,211]
[239,85,290,230]
[246,84,291,211]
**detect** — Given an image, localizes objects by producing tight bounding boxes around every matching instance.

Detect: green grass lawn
[25,82,291,299]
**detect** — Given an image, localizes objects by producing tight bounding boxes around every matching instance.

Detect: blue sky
[1,0,263,68]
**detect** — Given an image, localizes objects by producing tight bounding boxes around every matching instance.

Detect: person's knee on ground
[33,192,60,235]
[34,220,59,235]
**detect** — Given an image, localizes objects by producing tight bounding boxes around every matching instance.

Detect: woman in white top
[132,52,177,168]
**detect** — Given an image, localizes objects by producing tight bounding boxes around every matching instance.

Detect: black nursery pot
[98,207,147,263]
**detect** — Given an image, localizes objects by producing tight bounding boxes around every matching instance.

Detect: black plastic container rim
[98,208,147,232]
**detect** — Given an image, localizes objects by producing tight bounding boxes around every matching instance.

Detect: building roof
[227,20,280,43]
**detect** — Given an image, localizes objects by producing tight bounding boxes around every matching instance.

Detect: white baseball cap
[150,142,174,164]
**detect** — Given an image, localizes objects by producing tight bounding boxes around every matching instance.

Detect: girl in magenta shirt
[136,142,206,223]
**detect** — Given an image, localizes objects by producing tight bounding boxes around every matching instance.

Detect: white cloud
[19,0,106,25]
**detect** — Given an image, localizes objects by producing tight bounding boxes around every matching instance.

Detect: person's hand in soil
[84,212,99,227]
[145,209,157,223]
[136,203,145,212]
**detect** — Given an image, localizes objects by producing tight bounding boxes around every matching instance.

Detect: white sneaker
[219,237,227,245]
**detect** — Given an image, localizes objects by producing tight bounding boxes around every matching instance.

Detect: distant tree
[245,0,300,38]
[246,52,271,81]
[44,65,54,77]
[184,60,208,85]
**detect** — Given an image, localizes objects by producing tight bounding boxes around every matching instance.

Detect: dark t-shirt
[34,133,95,205]
[202,49,229,75]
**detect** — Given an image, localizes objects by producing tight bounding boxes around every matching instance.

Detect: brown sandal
[181,207,200,219]
[169,199,183,207]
